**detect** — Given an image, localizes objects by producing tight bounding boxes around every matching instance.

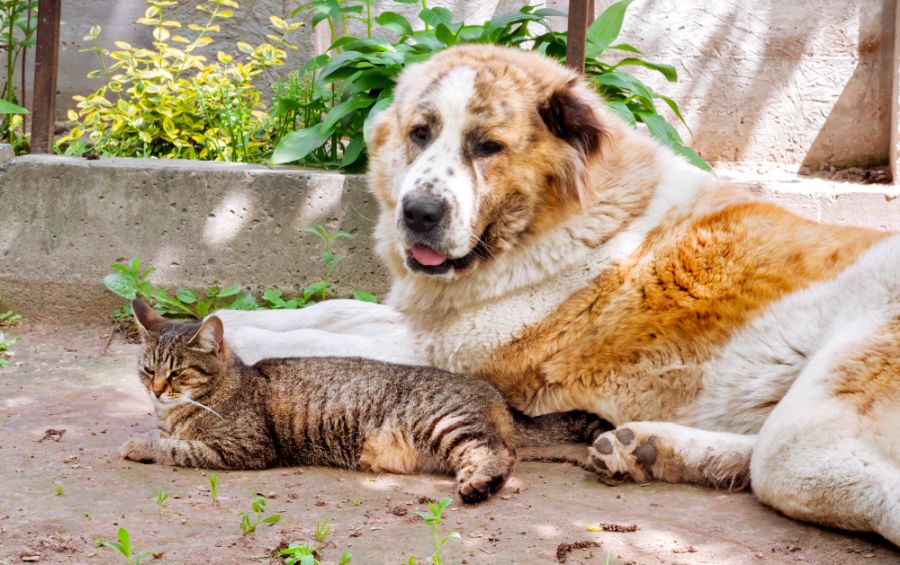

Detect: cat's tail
[510,409,611,448]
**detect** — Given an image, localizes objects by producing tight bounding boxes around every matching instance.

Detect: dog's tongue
[411,244,446,266]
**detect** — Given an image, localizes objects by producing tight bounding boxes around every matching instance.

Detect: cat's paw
[456,447,515,504]
[587,426,657,485]
[120,438,155,464]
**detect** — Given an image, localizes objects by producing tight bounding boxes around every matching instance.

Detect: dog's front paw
[120,438,155,464]
[587,426,658,485]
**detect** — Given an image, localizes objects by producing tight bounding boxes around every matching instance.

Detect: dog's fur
[213,45,899,544]
[361,45,900,544]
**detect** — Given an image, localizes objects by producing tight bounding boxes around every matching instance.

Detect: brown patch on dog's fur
[833,317,900,414]
[483,200,889,418]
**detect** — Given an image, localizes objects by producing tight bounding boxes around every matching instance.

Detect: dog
[358,44,900,544]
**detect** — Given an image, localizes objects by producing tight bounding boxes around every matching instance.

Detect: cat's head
[131,300,228,409]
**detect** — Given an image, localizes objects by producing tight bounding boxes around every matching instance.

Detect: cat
[121,300,605,503]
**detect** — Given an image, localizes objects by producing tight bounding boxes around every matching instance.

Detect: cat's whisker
[180,394,226,422]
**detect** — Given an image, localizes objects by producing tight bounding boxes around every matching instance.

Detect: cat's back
[252,356,501,401]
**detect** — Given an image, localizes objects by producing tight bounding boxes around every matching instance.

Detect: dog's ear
[538,78,605,159]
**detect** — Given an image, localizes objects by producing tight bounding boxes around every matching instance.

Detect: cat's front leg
[120,437,229,469]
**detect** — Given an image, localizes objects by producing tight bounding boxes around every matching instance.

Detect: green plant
[272,0,707,171]
[238,493,280,536]
[0,0,36,152]
[208,474,218,503]
[95,528,152,565]
[103,258,259,321]
[302,224,354,300]
[313,518,331,543]
[155,489,168,517]
[56,0,302,161]
[0,295,21,326]
[55,484,64,496]
[407,497,459,565]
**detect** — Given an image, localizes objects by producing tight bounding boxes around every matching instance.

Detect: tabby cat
[121,300,603,503]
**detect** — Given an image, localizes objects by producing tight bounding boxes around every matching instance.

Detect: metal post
[30,0,61,154]
[565,0,594,72]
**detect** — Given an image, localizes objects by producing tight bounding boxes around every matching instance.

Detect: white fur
[211,300,427,366]
[396,67,478,259]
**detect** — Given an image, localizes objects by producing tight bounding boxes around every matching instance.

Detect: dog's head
[367,45,612,279]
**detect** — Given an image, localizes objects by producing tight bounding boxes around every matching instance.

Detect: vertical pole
[30,0,61,154]
[892,0,900,183]
[565,0,594,72]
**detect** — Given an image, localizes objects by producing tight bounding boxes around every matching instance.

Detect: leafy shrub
[272,0,708,171]
[1,0,37,153]
[56,0,302,161]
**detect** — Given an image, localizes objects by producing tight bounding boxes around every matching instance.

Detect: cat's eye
[143,366,154,375]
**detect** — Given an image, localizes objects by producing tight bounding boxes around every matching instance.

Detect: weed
[103,226,376,323]
[94,528,152,565]
[54,484,64,496]
[155,489,168,518]
[313,518,331,543]
[407,497,459,565]
[238,493,280,536]
[280,542,351,565]
[0,295,21,326]
[0,334,17,368]
[208,474,219,504]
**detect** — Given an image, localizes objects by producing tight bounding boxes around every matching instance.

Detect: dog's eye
[475,140,504,157]
[410,125,430,146]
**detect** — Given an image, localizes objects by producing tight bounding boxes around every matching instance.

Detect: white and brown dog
[218,45,899,544]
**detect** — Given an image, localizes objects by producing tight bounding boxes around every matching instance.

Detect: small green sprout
[408,497,459,565]
[94,528,152,565]
[314,518,331,543]
[238,493,280,536]
[208,474,218,504]
[54,484,64,496]
[155,489,168,518]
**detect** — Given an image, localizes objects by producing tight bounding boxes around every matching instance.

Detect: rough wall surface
[0,155,388,322]
[2,153,898,322]
[1,0,894,170]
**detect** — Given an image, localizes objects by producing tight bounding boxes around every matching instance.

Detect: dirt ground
[1,323,898,565]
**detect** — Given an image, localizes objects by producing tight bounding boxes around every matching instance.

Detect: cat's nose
[151,380,167,398]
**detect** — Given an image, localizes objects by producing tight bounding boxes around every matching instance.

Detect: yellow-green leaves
[56,0,301,163]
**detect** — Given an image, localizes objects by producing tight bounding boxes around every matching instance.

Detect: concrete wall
[0,152,388,323]
[2,149,899,323]
[2,0,895,171]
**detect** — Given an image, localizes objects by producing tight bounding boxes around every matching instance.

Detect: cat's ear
[189,316,225,357]
[132,300,166,338]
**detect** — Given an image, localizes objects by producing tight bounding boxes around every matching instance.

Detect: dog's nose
[403,195,446,233]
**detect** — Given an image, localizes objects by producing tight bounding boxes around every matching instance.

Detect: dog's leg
[750,319,900,545]
[587,422,755,489]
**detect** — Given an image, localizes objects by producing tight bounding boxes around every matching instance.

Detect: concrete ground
[1,322,898,565]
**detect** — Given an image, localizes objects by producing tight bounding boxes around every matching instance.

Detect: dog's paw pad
[588,427,657,485]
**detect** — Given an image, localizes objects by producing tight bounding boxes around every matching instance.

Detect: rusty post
[565,0,594,72]
[30,0,61,154]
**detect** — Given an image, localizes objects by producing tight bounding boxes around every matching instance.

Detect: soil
[1,322,898,564]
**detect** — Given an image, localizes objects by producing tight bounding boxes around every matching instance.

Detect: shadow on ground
[1,323,897,564]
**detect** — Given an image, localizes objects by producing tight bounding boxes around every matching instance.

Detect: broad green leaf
[175,288,197,304]
[670,142,712,171]
[321,95,373,132]
[217,284,242,298]
[586,0,634,51]
[0,99,28,114]
[271,126,330,165]
[605,101,635,126]
[352,290,377,303]
[613,57,677,82]
[375,11,413,37]
[435,23,455,46]
[103,273,137,300]
[340,136,366,168]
